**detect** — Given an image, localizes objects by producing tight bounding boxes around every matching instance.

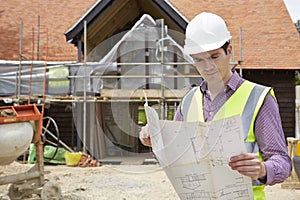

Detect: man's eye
[211,56,218,60]
[193,58,203,63]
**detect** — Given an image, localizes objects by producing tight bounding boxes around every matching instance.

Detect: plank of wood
[286,137,300,182]
[281,182,300,190]
[100,89,188,99]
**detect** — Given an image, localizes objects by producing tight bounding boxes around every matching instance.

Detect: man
[140,12,292,199]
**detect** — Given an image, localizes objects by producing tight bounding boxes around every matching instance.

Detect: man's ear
[227,44,232,55]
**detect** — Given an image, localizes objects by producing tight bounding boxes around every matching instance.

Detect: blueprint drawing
[144,105,253,200]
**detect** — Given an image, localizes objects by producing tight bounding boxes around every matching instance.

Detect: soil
[0,161,300,200]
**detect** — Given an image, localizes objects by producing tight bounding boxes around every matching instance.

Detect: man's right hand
[139,124,152,147]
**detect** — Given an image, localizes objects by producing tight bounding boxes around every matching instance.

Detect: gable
[65,0,188,56]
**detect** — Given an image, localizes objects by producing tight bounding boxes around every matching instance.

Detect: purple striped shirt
[174,71,292,185]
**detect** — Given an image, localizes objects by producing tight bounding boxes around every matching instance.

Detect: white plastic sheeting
[72,14,199,160]
[0,62,74,96]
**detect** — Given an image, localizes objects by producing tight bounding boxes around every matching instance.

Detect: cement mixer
[0,104,62,199]
[0,122,33,165]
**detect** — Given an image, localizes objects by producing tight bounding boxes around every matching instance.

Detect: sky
[284,0,300,22]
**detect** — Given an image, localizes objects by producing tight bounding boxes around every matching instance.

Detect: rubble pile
[77,153,101,167]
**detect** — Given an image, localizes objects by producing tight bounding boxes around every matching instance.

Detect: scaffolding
[0,18,62,199]
[0,14,242,161]
[69,14,243,159]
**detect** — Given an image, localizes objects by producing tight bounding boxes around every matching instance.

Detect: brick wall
[169,0,300,70]
[0,0,96,61]
[1,0,299,68]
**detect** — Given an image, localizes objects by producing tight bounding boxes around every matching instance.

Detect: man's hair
[221,41,230,55]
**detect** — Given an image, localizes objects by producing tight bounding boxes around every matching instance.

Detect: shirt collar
[227,70,243,92]
[200,70,243,93]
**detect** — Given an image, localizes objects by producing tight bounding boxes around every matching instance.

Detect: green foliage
[296,71,300,85]
[167,109,175,120]
[138,110,147,124]
[138,108,176,124]
[295,20,300,35]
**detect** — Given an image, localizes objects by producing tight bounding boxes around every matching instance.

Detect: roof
[0,0,298,69]
[64,0,189,45]
[168,0,300,70]
[65,0,300,70]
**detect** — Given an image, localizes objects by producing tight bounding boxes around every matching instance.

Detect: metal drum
[0,122,33,165]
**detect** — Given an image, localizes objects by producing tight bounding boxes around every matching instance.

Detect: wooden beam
[281,182,300,190]
[87,3,139,53]
[100,89,188,99]
[88,0,132,39]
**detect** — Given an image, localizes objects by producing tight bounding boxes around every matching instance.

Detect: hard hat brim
[184,36,232,55]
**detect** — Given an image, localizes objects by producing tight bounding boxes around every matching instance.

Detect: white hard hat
[184,12,232,55]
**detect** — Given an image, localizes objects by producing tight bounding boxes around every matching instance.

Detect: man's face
[191,45,232,86]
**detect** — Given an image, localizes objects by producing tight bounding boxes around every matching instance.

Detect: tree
[296,71,300,85]
[295,20,300,35]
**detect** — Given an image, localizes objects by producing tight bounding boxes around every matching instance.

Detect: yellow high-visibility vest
[181,80,275,200]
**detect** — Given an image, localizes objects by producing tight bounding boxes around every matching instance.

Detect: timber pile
[78,153,101,167]
[281,137,300,189]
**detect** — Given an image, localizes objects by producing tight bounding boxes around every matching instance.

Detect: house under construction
[0,0,299,163]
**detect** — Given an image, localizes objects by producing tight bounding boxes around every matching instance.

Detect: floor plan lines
[145,106,254,199]
[177,173,207,190]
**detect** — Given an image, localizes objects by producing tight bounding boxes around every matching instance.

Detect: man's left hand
[228,153,266,180]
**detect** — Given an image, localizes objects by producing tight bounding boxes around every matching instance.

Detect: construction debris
[78,153,101,167]
[0,109,15,117]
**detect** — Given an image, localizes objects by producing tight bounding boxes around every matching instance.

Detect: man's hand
[228,153,266,180]
[139,124,152,147]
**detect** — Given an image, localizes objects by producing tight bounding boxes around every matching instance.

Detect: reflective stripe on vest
[180,81,274,200]
[181,86,205,122]
[181,81,272,143]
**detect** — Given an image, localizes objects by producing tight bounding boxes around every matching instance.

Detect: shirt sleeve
[255,94,292,185]
[173,104,183,121]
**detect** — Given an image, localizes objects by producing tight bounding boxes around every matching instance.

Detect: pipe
[43,128,74,153]
[68,74,202,79]
[0,171,40,185]
[239,27,243,77]
[16,21,23,103]
[83,20,87,154]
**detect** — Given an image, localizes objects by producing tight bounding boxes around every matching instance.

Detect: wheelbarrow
[0,104,62,199]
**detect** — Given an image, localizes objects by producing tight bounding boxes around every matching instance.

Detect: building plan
[144,104,254,200]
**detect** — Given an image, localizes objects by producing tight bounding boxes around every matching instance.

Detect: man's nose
[202,59,216,69]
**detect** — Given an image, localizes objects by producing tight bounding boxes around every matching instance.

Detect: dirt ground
[1,161,300,200]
